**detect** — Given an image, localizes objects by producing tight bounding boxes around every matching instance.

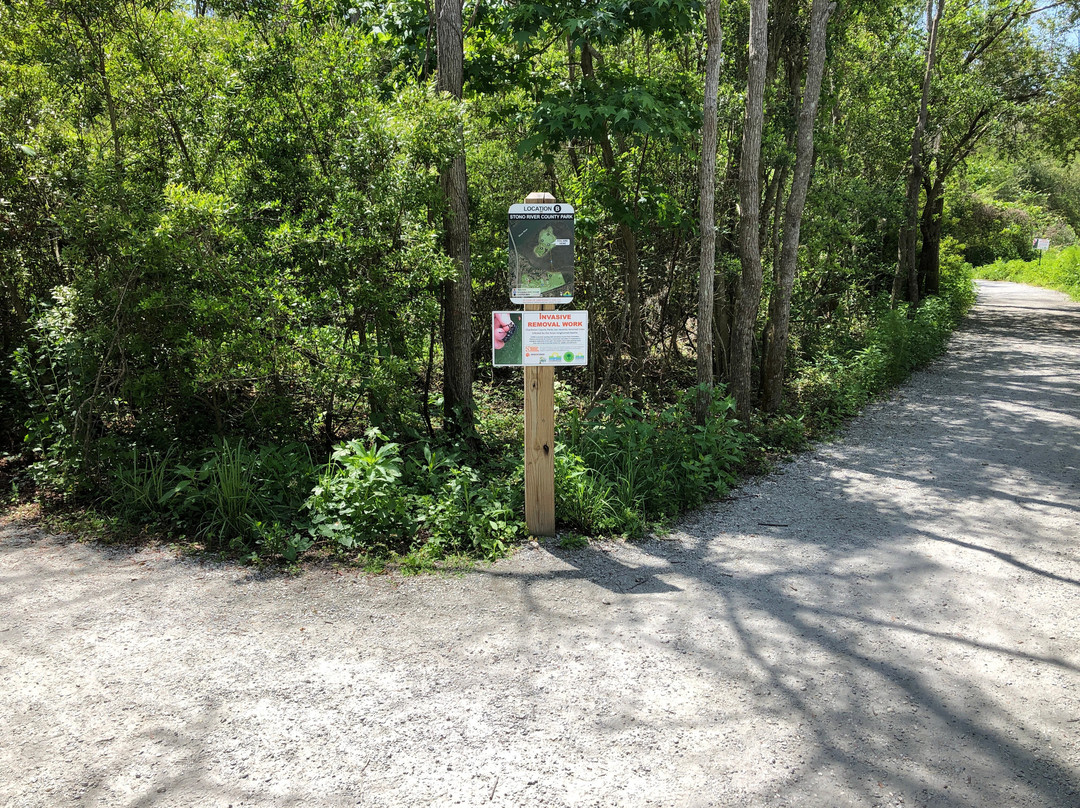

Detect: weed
[558,533,589,550]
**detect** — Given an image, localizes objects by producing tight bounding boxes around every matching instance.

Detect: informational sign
[492,310,588,367]
[508,202,575,304]
[1034,238,1050,251]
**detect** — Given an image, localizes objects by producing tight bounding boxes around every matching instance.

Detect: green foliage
[787,255,976,432]
[560,388,745,536]
[523,70,699,156]
[506,0,700,47]
[305,432,412,554]
[949,151,1080,267]
[949,195,1039,266]
[106,447,180,521]
[558,532,590,550]
[978,246,1080,300]
[554,448,621,533]
[0,0,1058,568]
[100,437,318,558]
[10,288,96,495]
[303,434,523,562]
[412,455,520,561]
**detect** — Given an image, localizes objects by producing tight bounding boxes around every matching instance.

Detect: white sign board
[1035,238,1050,251]
[492,310,588,367]
[508,203,575,305]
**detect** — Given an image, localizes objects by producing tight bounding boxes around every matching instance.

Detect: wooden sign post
[523,192,557,536]
[524,308,555,536]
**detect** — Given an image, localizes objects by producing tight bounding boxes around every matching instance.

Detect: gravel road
[2,280,1079,808]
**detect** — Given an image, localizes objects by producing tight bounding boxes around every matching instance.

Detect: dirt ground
[1,280,1078,808]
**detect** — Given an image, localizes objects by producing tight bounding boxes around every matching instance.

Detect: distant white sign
[1034,238,1050,251]
[492,310,588,367]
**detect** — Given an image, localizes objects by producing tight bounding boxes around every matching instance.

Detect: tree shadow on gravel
[466,284,1080,807]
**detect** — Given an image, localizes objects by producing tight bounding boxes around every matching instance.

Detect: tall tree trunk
[893,0,944,309]
[695,0,724,425]
[435,0,474,431]
[761,0,835,413]
[730,0,769,417]
[919,175,945,296]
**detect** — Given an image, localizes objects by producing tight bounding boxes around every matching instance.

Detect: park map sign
[508,202,574,304]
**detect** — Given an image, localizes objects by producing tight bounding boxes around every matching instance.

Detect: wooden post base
[524,303,556,536]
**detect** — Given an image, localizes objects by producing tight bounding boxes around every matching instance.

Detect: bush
[978,246,1080,300]
[560,388,745,536]
[303,434,524,562]
[304,432,412,555]
[412,457,521,561]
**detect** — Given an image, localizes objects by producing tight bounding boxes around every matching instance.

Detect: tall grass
[977,246,1080,300]
[781,254,976,437]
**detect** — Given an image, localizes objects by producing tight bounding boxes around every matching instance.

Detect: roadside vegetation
[1,0,1074,568]
[978,247,1080,300]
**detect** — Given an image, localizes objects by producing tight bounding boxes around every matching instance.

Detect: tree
[761,0,836,413]
[730,0,769,417]
[436,0,475,432]
[917,0,1052,294]
[893,0,945,308]
[510,0,699,391]
[696,0,724,424]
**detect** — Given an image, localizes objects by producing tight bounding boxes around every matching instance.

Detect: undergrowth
[976,246,1080,301]
[6,261,976,568]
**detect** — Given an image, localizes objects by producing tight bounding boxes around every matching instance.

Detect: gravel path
[2,280,1079,808]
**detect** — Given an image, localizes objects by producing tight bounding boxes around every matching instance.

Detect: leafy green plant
[106,446,179,520]
[554,448,619,533]
[253,520,314,563]
[410,444,522,561]
[199,440,258,548]
[560,387,744,536]
[787,256,975,436]
[304,431,412,555]
[103,439,320,551]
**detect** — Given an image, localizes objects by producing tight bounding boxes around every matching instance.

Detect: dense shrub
[978,246,1080,300]
[304,435,522,562]
[558,389,745,536]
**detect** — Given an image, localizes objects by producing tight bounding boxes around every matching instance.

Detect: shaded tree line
[1,0,1076,490]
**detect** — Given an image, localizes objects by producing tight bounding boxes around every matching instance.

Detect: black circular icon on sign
[554,205,561,212]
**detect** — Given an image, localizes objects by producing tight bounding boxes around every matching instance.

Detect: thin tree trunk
[71,10,122,176]
[730,0,769,417]
[435,0,474,431]
[893,0,944,309]
[761,0,835,413]
[696,0,724,424]
[919,176,945,295]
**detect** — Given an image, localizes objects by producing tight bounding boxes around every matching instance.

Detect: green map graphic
[509,214,573,299]
[533,226,557,258]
